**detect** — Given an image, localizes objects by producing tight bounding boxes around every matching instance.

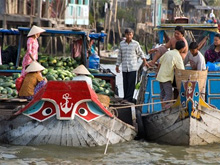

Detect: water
[1,63,220,164]
[1,141,220,164]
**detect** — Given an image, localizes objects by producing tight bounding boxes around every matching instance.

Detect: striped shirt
[116,39,145,72]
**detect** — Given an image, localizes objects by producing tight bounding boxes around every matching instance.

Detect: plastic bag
[15,75,25,92]
[206,62,220,71]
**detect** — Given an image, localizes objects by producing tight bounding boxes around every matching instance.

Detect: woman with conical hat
[19,61,47,101]
[72,64,93,88]
[21,25,45,76]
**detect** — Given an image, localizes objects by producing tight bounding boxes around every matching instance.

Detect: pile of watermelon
[0,55,114,98]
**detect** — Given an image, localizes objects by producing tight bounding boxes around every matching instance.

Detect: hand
[148,61,155,67]
[116,66,120,73]
[148,48,156,54]
[44,77,48,82]
[143,61,150,68]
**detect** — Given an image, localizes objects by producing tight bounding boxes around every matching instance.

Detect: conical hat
[27,25,45,37]
[25,61,45,73]
[73,65,91,75]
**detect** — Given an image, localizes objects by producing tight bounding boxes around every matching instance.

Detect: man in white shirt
[184,42,206,99]
[115,28,147,102]
[184,42,206,71]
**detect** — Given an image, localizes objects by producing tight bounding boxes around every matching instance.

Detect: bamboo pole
[37,0,42,26]
[45,0,50,18]
[23,0,27,15]
[106,1,113,50]
[93,0,96,29]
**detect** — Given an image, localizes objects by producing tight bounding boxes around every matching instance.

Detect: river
[1,64,220,164]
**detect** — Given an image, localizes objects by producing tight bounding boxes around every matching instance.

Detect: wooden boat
[0,81,136,147]
[141,69,220,145]
[100,56,117,64]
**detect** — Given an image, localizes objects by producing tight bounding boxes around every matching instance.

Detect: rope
[114,99,177,110]
[104,116,116,155]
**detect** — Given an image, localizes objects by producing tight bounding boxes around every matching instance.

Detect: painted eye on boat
[79,108,88,116]
[42,108,53,116]
[181,92,185,97]
[195,92,199,97]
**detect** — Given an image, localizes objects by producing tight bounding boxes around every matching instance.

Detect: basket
[97,93,110,108]
[175,69,208,92]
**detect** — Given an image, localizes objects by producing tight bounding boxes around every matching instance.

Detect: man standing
[116,28,147,102]
[156,41,185,108]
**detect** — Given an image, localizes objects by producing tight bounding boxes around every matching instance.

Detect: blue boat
[136,24,220,145]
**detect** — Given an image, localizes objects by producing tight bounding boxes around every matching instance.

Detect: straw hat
[27,25,45,37]
[73,65,91,75]
[25,61,45,73]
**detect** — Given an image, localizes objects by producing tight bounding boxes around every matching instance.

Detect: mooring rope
[104,116,116,155]
[113,99,177,110]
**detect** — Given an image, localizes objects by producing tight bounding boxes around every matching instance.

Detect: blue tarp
[18,27,86,36]
[89,33,107,42]
[0,29,20,35]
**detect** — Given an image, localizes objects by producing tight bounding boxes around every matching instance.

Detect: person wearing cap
[116,28,147,103]
[19,61,47,101]
[21,25,45,76]
[72,64,93,88]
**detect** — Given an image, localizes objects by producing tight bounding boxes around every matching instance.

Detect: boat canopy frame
[155,23,219,45]
[17,27,88,68]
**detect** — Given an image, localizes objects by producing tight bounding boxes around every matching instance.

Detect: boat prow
[0,81,136,147]
[142,69,220,145]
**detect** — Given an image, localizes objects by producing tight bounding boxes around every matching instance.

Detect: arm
[183,53,189,66]
[164,39,172,49]
[180,38,189,60]
[175,57,185,70]
[115,44,122,73]
[198,36,209,51]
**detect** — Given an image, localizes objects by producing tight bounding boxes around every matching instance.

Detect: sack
[15,75,25,92]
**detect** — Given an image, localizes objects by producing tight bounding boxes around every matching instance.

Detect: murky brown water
[1,64,220,164]
[1,141,220,164]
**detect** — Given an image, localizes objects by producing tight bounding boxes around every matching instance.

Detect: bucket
[89,54,100,69]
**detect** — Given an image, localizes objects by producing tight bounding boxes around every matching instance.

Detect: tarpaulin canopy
[89,33,107,42]
[0,29,20,35]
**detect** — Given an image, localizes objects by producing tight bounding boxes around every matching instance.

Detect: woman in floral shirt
[205,33,220,63]
[21,25,45,76]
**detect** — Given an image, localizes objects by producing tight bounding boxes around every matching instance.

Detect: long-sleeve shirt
[21,37,39,76]
[116,39,145,72]
[205,44,220,63]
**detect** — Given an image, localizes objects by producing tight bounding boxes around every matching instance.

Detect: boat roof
[18,27,87,36]
[0,28,20,35]
[155,24,219,33]
[89,33,107,42]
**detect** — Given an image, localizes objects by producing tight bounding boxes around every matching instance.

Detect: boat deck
[0,98,28,119]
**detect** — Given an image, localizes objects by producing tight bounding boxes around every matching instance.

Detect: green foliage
[117,8,135,23]
[89,12,95,25]
[207,0,217,5]
[107,43,112,50]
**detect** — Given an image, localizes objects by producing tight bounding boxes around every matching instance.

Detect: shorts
[159,81,172,101]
